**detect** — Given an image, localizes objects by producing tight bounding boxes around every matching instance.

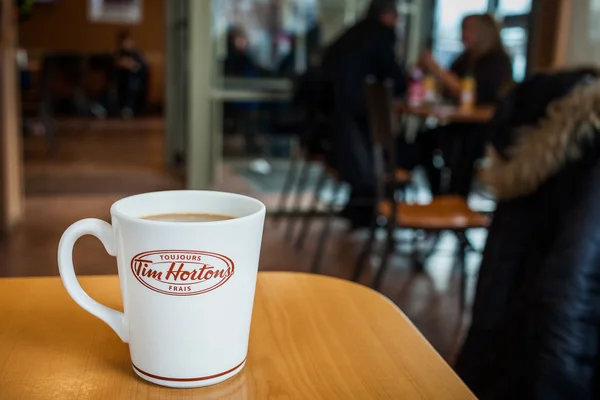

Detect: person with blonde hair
[419,13,513,104]
[417,13,513,197]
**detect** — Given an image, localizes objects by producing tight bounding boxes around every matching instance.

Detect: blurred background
[0,0,594,360]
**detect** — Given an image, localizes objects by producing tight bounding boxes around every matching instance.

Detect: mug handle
[58,218,128,343]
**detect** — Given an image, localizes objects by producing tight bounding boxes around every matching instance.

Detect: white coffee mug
[57,191,266,388]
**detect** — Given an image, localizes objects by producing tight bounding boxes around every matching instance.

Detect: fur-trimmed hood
[481,76,600,200]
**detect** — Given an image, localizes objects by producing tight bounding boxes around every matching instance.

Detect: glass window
[501,27,527,81]
[213,0,320,74]
[433,0,532,81]
[432,0,488,67]
[590,0,600,42]
[497,0,531,16]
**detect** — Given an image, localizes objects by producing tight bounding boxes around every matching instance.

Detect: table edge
[0,272,405,316]
[0,272,472,397]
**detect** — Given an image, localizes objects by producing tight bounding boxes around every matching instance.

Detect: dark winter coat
[456,69,600,400]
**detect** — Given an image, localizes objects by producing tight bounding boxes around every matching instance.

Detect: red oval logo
[130,250,234,296]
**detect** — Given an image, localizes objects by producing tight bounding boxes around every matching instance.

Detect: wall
[18,0,164,53]
[564,0,600,67]
[0,0,25,233]
[18,0,166,104]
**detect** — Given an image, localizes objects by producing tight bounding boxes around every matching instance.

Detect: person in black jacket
[455,68,600,400]
[320,0,407,229]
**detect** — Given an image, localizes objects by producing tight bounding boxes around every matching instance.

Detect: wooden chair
[271,113,340,239]
[278,149,343,245]
[352,79,489,312]
[39,53,87,153]
[308,78,413,272]
[271,78,337,233]
[273,76,349,246]
[291,154,344,249]
[292,155,412,253]
[86,54,119,117]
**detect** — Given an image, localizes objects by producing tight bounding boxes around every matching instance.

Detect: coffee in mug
[57,191,266,388]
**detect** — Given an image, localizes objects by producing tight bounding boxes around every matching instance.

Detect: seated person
[417,13,513,196]
[114,30,148,119]
[223,27,270,78]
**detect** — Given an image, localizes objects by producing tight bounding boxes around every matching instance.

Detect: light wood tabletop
[0,272,474,399]
[396,102,495,124]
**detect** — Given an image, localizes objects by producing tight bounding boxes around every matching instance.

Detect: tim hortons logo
[131,250,234,296]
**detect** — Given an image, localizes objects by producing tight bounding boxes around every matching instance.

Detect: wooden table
[396,102,495,124]
[0,272,474,399]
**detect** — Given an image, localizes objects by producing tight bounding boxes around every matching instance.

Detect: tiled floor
[3,119,488,360]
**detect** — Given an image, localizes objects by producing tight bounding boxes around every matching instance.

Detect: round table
[0,272,474,399]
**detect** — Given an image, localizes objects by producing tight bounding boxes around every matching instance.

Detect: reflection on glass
[432,0,488,67]
[213,0,320,77]
[497,0,531,15]
[212,0,410,77]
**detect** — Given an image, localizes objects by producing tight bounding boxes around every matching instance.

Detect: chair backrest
[40,53,86,103]
[85,54,117,101]
[364,78,398,201]
[87,54,115,71]
[43,53,86,83]
[365,77,396,150]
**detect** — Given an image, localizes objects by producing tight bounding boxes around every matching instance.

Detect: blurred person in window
[114,30,148,119]
[456,67,600,400]
[417,14,513,196]
[320,0,408,229]
[224,27,271,78]
[223,27,272,164]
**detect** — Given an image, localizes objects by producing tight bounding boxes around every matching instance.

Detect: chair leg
[410,231,440,272]
[411,248,424,272]
[295,169,328,250]
[40,98,57,154]
[352,214,378,282]
[310,180,341,273]
[464,233,479,253]
[273,153,299,226]
[373,233,394,290]
[373,217,396,290]
[284,158,311,242]
[423,231,442,258]
[407,182,417,204]
[457,232,468,313]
